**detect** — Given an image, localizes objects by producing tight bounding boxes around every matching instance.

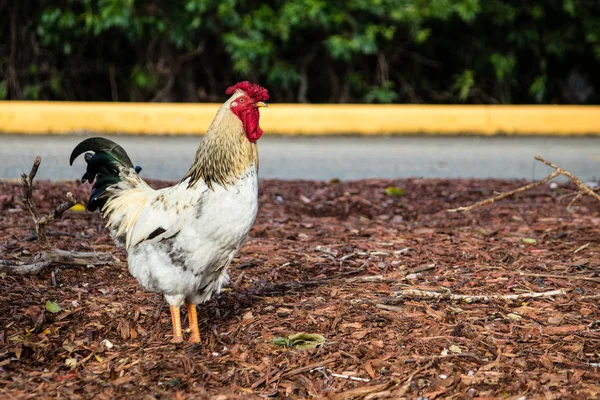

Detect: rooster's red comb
[226,81,269,102]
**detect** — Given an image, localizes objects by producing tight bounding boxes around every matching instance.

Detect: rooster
[69,81,268,343]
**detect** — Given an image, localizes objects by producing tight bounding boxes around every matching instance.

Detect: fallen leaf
[65,358,77,369]
[540,354,554,370]
[461,371,504,385]
[63,343,76,353]
[276,308,292,317]
[13,346,22,360]
[350,330,369,340]
[299,195,311,204]
[164,378,181,388]
[365,361,376,379]
[547,316,563,325]
[129,327,137,339]
[507,313,522,321]
[385,186,405,196]
[449,345,462,354]
[522,238,537,245]
[272,332,325,350]
[118,320,130,339]
[45,300,62,313]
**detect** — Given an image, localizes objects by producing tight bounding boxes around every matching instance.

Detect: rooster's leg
[169,305,183,343]
[186,303,201,343]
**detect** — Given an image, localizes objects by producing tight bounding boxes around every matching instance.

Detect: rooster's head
[226,81,269,143]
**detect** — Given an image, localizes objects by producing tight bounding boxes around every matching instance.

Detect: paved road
[0,134,598,182]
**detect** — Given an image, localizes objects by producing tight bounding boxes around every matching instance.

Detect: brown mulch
[0,177,599,399]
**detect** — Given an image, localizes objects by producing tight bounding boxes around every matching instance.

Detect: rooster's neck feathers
[184,90,258,188]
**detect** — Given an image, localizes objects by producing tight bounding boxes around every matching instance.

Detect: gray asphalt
[0,134,598,182]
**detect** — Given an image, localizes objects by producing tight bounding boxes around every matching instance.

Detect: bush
[1,0,598,104]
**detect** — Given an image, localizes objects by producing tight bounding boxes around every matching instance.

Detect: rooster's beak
[255,101,268,108]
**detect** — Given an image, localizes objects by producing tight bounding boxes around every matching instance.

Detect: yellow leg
[169,305,183,343]
[186,303,201,343]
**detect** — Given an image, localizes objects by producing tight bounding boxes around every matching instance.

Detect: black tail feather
[70,137,140,211]
[69,137,134,167]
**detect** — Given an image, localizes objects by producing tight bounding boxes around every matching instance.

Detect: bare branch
[20,158,78,249]
[401,353,486,364]
[0,249,114,275]
[448,170,561,213]
[21,156,42,222]
[2,156,113,276]
[0,255,52,275]
[534,156,600,202]
[519,272,600,284]
[38,192,78,226]
[393,288,567,303]
[254,263,367,295]
[449,155,599,213]
[568,192,585,210]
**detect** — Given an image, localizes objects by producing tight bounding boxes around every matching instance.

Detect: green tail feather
[70,137,141,211]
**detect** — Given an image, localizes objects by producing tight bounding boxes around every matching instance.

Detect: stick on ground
[448,156,599,212]
[0,157,113,275]
[392,288,567,303]
[534,156,600,202]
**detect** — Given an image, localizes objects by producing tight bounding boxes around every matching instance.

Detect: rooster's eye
[239,98,244,103]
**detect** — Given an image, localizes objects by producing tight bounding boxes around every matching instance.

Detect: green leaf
[529,75,547,103]
[50,75,63,96]
[272,332,325,350]
[507,313,522,321]
[165,378,181,388]
[490,53,516,83]
[415,29,431,44]
[364,82,398,104]
[385,186,406,196]
[0,80,7,100]
[522,238,537,245]
[130,66,158,90]
[563,0,576,17]
[452,70,475,101]
[454,0,481,22]
[45,300,62,313]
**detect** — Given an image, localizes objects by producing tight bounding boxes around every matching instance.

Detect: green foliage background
[1,0,599,103]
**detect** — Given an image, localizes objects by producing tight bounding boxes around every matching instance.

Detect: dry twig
[392,360,435,398]
[0,157,113,275]
[330,382,393,400]
[20,157,80,250]
[402,353,486,364]
[393,288,567,303]
[535,156,600,202]
[519,272,600,284]
[251,358,337,390]
[254,263,367,295]
[448,155,599,212]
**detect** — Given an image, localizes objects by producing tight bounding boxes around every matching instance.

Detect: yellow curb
[0,102,599,135]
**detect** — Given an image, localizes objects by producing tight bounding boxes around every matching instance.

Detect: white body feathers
[103,166,258,307]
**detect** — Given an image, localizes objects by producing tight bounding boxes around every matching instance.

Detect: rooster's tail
[69,137,143,211]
